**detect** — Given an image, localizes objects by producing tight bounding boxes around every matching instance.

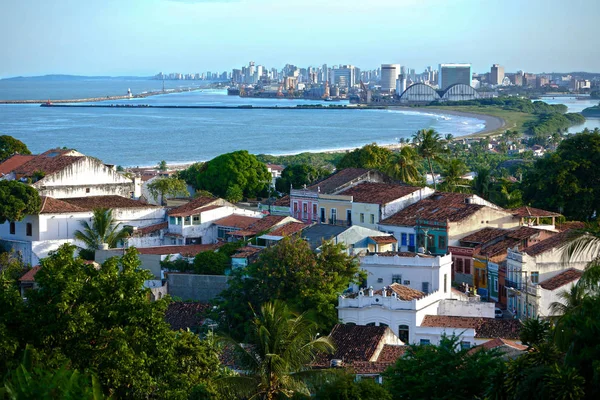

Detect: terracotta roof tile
[246,215,287,233]
[14,149,83,178]
[62,196,156,211]
[369,235,398,244]
[370,251,435,258]
[556,221,585,232]
[420,316,521,340]
[539,268,583,291]
[377,283,425,300]
[19,266,41,282]
[477,337,528,351]
[338,182,421,205]
[39,196,87,214]
[231,246,263,259]
[510,206,561,218]
[461,228,508,244]
[267,222,307,237]
[349,361,394,374]
[167,196,219,217]
[478,237,521,257]
[522,230,581,256]
[0,154,35,175]
[165,302,209,331]
[134,243,221,257]
[135,221,168,236]
[506,226,545,240]
[380,192,486,226]
[213,215,258,230]
[377,344,408,362]
[308,168,371,194]
[273,195,290,207]
[320,324,388,365]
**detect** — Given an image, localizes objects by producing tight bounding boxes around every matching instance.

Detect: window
[456,257,464,273]
[370,214,375,224]
[26,223,32,237]
[346,209,352,226]
[330,208,337,224]
[293,202,298,213]
[380,323,388,328]
[398,325,409,343]
[444,274,448,293]
[10,222,15,235]
[401,233,407,246]
[312,203,317,218]
[184,216,191,225]
[422,282,430,293]
[438,235,447,250]
[403,280,411,285]
[85,187,90,193]
[460,341,471,350]
[531,271,539,284]
[193,215,201,225]
[420,339,431,346]
[464,258,472,274]
[409,234,415,247]
[392,274,402,284]
[360,213,365,223]
[169,216,176,225]
[320,208,325,223]
[302,203,308,219]
[494,278,499,292]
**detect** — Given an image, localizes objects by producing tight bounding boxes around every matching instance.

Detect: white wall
[380,188,435,220]
[437,299,495,318]
[448,208,519,245]
[351,203,380,230]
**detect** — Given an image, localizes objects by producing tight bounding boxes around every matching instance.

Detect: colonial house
[417,316,521,347]
[0,149,141,199]
[506,230,592,319]
[289,168,392,223]
[300,224,393,253]
[0,195,165,265]
[214,214,299,243]
[535,269,583,318]
[379,192,519,256]
[510,206,561,231]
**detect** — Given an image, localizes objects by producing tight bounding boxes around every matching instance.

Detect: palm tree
[472,167,492,199]
[219,301,334,400]
[412,129,445,190]
[386,146,422,184]
[74,208,131,250]
[440,158,468,192]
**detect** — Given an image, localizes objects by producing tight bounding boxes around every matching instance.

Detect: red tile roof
[273,195,290,207]
[214,214,287,236]
[371,251,435,258]
[135,221,168,236]
[522,230,581,256]
[246,215,287,233]
[39,196,87,214]
[308,168,371,194]
[165,302,209,331]
[510,206,561,218]
[323,324,388,364]
[375,283,425,300]
[267,222,307,237]
[0,154,35,175]
[134,243,221,257]
[62,196,156,211]
[377,344,408,362]
[420,316,521,339]
[556,221,585,232]
[338,182,421,205]
[349,361,395,375]
[380,192,487,226]
[214,214,259,229]
[506,226,545,240]
[167,196,219,217]
[461,227,508,244]
[15,149,83,178]
[231,246,263,259]
[539,268,583,291]
[19,266,41,282]
[369,235,398,244]
[476,337,527,351]
[477,237,521,258]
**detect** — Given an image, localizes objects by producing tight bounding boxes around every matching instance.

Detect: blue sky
[1,0,599,77]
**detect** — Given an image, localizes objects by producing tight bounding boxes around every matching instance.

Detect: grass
[430,106,536,137]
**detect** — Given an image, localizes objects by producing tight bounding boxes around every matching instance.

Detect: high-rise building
[331,65,356,88]
[381,64,401,92]
[490,64,505,86]
[438,63,472,90]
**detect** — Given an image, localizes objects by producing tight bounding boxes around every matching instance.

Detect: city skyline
[1,0,599,78]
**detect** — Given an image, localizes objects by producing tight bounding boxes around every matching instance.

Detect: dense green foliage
[188,150,271,201]
[215,236,361,340]
[524,112,585,136]
[0,135,31,162]
[431,97,568,115]
[161,242,244,275]
[147,176,189,205]
[382,335,503,400]
[275,164,330,194]
[256,152,344,170]
[315,372,392,400]
[219,301,334,399]
[413,129,446,190]
[522,130,600,220]
[0,181,41,224]
[337,143,393,171]
[73,208,131,256]
[178,162,204,186]
[0,245,223,399]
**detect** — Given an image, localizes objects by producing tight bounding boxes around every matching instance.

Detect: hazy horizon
[2,0,599,78]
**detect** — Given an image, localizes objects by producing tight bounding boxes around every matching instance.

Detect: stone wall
[166,273,230,302]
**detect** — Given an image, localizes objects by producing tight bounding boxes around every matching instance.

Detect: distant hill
[1,74,153,81]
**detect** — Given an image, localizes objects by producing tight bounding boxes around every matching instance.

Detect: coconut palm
[386,146,422,184]
[74,208,131,250]
[219,300,334,400]
[440,158,468,193]
[412,129,445,190]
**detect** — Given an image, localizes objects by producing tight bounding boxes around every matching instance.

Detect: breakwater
[0,86,203,104]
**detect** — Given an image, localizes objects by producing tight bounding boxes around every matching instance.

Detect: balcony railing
[327,219,351,227]
[505,279,521,291]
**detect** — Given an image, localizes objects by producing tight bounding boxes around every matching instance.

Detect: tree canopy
[190,151,271,201]
[0,135,31,162]
[275,164,330,194]
[147,176,189,205]
[215,236,361,340]
[521,131,600,220]
[0,180,41,224]
[336,143,393,171]
[0,245,223,399]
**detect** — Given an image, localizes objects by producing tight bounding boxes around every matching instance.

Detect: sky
[1,0,599,78]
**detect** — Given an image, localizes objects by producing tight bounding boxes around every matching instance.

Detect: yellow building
[317,193,353,226]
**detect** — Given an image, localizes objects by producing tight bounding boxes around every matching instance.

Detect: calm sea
[7,79,595,166]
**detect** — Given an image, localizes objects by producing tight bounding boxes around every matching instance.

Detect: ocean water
[538,96,600,133]
[0,79,488,166]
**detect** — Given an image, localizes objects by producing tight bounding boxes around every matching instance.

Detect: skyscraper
[331,65,356,88]
[490,64,505,86]
[438,63,472,90]
[381,64,401,93]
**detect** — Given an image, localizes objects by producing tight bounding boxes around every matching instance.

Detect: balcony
[327,219,351,227]
[505,279,521,291]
